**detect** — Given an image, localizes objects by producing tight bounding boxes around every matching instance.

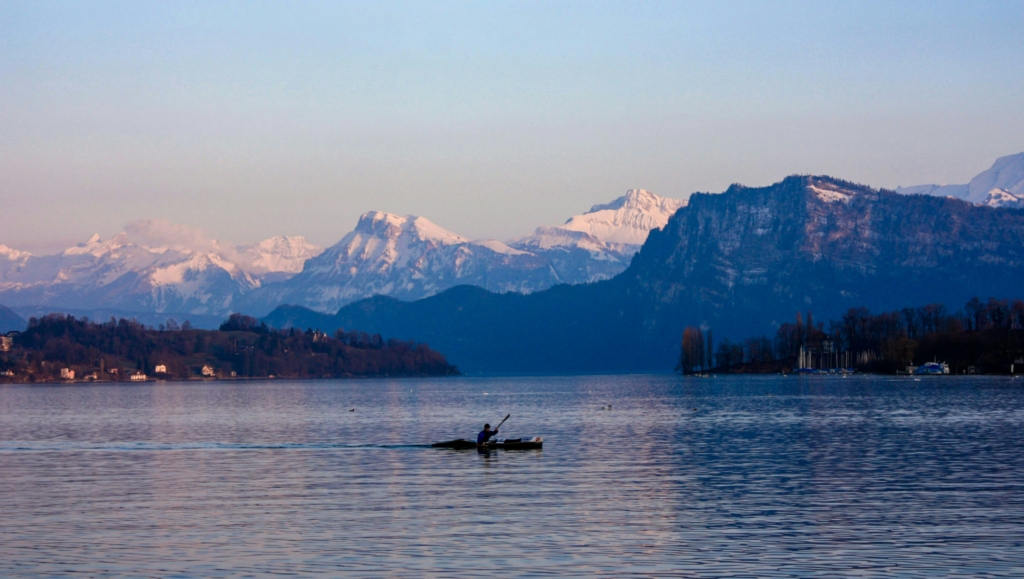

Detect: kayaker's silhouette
[431,414,541,450]
[477,423,499,445]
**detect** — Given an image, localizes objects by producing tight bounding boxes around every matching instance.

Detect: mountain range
[0,222,322,322]
[239,188,684,315]
[264,175,1024,374]
[0,189,685,320]
[1,153,1023,339]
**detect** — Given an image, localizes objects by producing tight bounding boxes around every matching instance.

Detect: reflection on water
[2,375,1023,577]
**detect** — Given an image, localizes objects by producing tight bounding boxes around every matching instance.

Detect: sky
[2,0,1023,253]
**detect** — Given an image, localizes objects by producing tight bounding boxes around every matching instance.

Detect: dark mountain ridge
[263,175,1024,373]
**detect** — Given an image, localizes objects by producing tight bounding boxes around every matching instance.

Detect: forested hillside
[0,313,458,382]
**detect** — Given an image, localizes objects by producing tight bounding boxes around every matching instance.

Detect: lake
[2,375,1024,577]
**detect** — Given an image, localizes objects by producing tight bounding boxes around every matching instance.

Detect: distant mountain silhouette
[0,304,26,333]
[263,175,1024,374]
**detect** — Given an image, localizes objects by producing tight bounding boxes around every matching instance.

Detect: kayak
[431,437,543,450]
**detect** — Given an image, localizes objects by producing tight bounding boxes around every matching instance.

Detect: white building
[201,365,216,377]
[130,372,147,381]
[154,364,168,374]
[60,368,75,380]
[0,335,12,352]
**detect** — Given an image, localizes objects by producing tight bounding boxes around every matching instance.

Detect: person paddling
[477,423,499,446]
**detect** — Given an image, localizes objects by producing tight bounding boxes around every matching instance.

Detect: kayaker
[477,423,499,445]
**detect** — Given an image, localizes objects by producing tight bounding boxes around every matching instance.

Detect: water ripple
[1,375,1023,577]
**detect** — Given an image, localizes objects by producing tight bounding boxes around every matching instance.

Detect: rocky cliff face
[626,175,1024,341]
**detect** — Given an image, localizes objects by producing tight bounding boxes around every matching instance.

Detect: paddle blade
[496,413,511,429]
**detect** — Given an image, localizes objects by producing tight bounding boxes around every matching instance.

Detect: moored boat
[914,362,950,375]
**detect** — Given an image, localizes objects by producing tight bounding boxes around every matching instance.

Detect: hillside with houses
[0,313,458,383]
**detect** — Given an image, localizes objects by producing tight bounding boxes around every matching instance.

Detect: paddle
[494,413,511,432]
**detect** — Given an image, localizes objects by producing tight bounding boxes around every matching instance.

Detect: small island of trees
[0,313,459,382]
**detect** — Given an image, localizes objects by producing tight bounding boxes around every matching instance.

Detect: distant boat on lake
[914,362,950,375]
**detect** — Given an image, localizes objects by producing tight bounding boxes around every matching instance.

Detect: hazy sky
[2,0,1023,252]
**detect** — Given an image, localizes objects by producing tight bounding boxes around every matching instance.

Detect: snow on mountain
[897,153,1024,208]
[554,189,687,252]
[967,153,1024,202]
[243,236,324,276]
[0,244,31,262]
[242,190,686,315]
[306,212,467,276]
[241,211,544,314]
[0,222,323,316]
[503,188,688,292]
[809,183,855,204]
[982,189,1024,209]
[512,226,610,254]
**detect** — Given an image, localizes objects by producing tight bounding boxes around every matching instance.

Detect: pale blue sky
[2,0,1023,251]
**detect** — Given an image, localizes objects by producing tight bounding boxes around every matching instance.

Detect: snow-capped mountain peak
[554,188,687,249]
[306,212,468,279]
[0,223,326,316]
[586,188,670,213]
[354,211,469,245]
[239,191,685,315]
[63,232,117,257]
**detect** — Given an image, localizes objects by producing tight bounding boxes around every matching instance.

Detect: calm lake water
[2,375,1024,577]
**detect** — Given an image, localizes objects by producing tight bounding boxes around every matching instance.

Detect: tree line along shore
[679,297,1024,375]
[0,313,459,383]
